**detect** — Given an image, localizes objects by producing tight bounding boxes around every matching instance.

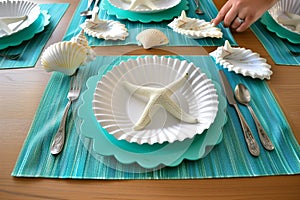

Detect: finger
[231,17,244,29]
[212,3,232,26]
[236,22,250,32]
[222,7,239,28]
[236,18,252,32]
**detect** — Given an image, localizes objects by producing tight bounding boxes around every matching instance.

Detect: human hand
[212,0,278,32]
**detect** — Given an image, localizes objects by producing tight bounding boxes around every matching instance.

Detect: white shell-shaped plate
[168,11,223,39]
[210,40,273,80]
[108,0,181,13]
[80,16,128,40]
[268,0,300,35]
[92,56,219,145]
[136,29,169,49]
[0,0,40,38]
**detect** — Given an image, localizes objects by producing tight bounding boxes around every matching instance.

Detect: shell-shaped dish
[80,13,128,40]
[268,0,300,35]
[136,29,169,49]
[108,0,181,13]
[210,40,272,80]
[41,31,96,75]
[92,56,219,145]
[41,41,88,76]
[168,11,223,39]
[0,0,40,38]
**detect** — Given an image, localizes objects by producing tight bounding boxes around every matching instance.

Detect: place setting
[63,0,237,47]
[0,0,69,69]
[250,0,300,65]
[11,27,300,178]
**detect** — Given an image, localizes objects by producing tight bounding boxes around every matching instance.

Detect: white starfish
[123,73,198,131]
[122,0,158,10]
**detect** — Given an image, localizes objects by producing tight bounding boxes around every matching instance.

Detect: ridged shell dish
[80,13,128,40]
[0,0,40,38]
[92,56,219,145]
[210,40,272,80]
[168,11,223,39]
[108,0,181,13]
[41,31,96,76]
[136,29,169,49]
[269,0,300,35]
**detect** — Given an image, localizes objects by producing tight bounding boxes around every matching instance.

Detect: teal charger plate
[260,12,300,44]
[78,57,227,169]
[102,0,189,23]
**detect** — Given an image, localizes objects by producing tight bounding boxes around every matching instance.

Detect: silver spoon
[234,83,275,151]
[193,0,204,15]
[80,0,94,17]
[0,53,21,60]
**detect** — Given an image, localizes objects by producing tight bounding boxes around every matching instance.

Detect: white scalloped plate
[210,40,273,80]
[0,0,40,38]
[92,56,219,145]
[268,0,300,35]
[168,11,223,39]
[80,15,128,40]
[108,0,181,13]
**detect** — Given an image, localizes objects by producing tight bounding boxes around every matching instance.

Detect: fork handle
[50,100,72,155]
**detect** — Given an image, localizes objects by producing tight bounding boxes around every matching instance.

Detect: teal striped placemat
[63,0,237,46]
[251,13,300,66]
[12,55,300,179]
[0,4,69,69]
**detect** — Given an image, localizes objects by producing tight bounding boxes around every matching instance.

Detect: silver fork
[194,0,204,15]
[50,70,82,155]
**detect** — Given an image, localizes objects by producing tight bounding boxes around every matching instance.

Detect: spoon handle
[233,104,260,157]
[247,105,275,151]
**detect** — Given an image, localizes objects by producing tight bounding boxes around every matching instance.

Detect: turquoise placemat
[251,13,300,66]
[0,4,69,69]
[12,55,300,179]
[63,0,237,46]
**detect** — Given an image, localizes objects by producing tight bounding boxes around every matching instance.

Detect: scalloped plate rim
[77,56,227,168]
[107,0,181,13]
[0,0,41,38]
[0,10,50,50]
[102,0,189,23]
[93,56,219,145]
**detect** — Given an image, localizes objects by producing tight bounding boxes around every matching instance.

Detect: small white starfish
[123,73,198,131]
[122,0,158,10]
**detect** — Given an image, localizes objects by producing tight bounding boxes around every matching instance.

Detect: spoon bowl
[234,83,274,151]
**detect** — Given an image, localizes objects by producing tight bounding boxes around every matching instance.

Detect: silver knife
[218,70,260,157]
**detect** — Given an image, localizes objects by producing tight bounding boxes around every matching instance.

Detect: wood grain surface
[0,0,299,199]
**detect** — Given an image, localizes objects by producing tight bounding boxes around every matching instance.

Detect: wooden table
[1,0,299,199]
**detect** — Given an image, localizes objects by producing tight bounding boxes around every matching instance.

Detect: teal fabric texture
[12,55,300,179]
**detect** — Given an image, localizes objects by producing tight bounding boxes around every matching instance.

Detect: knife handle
[233,104,260,157]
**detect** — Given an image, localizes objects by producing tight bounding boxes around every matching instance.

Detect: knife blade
[218,70,260,157]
